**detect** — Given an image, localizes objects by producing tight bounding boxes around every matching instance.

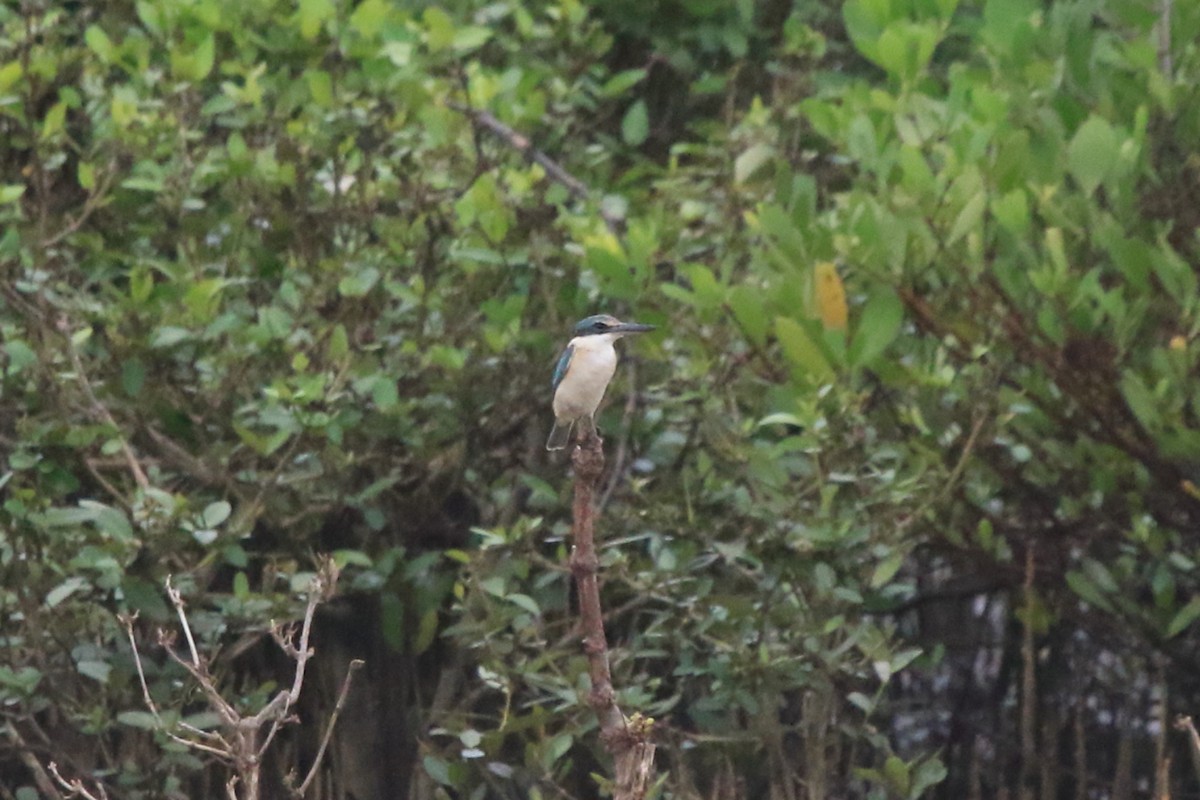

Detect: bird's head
[573,314,655,338]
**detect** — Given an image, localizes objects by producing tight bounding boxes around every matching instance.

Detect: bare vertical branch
[1154,668,1171,800]
[293,658,364,797]
[1174,715,1200,783]
[1157,0,1173,75]
[569,429,656,800]
[1074,699,1088,800]
[1017,546,1037,800]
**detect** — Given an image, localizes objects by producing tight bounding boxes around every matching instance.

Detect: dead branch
[446,101,623,232]
[569,429,656,800]
[7,725,64,800]
[1175,714,1200,783]
[122,558,357,800]
[291,658,364,797]
[47,762,109,800]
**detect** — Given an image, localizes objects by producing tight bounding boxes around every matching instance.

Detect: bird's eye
[593,321,609,330]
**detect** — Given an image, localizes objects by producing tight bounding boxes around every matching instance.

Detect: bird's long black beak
[614,321,655,334]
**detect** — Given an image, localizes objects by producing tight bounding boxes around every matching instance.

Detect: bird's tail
[546,420,573,451]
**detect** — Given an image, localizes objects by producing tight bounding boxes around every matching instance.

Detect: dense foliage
[2,0,1200,798]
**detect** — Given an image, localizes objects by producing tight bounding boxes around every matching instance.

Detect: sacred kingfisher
[546,314,655,451]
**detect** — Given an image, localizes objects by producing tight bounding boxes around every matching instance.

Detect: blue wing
[551,344,574,392]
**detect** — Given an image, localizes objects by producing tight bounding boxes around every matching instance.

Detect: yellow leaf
[814,261,848,331]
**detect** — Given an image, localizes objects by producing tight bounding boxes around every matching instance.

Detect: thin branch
[165,577,202,667]
[293,659,364,796]
[47,762,108,800]
[121,612,236,757]
[6,725,64,800]
[569,430,656,799]
[42,161,118,248]
[1157,0,1173,75]
[59,317,149,491]
[1174,714,1200,783]
[259,561,339,756]
[598,361,640,515]
[446,101,623,232]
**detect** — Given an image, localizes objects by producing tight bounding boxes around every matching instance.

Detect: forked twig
[47,762,108,800]
[121,559,357,800]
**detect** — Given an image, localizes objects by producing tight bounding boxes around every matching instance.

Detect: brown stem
[1017,545,1036,800]
[294,659,364,796]
[568,430,655,799]
[1174,714,1200,783]
[446,101,623,232]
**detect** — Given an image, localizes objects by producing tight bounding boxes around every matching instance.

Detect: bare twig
[598,362,640,515]
[47,762,109,800]
[293,658,364,796]
[122,559,355,800]
[1157,0,1173,75]
[164,577,202,668]
[6,725,64,800]
[1175,714,1200,783]
[569,430,656,799]
[446,101,623,232]
[120,612,235,757]
[258,565,338,758]
[1018,546,1037,800]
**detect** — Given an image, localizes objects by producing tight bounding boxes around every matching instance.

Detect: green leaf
[339,266,381,297]
[1166,597,1200,638]
[46,576,88,608]
[883,755,911,796]
[735,143,775,184]
[202,500,232,527]
[507,593,540,615]
[298,0,335,40]
[452,26,491,52]
[423,755,451,786]
[870,552,904,589]
[910,757,948,797]
[0,61,23,94]
[4,340,36,374]
[775,316,832,381]
[350,0,390,38]
[947,190,986,245]
[122,358,146,397]
[151,326,192,348]
[1119,372,1161,432]
[413,609,439,654]
[982,0,1037,53]
[729,285,769,346]
[848,289,904,367]
[117,711,160,730]
[85,25,114,60]
[1067,116,1118,195]
[992,189,1029,235]
[41,101,67,141]
[77,660,112,684]
[622,100,649,147]
[0,184,25,205]
[545,732,574,767]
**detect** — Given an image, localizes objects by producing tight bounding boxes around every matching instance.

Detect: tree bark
[569,430,656,800]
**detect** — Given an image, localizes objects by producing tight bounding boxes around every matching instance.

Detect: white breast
[553,334,619,422]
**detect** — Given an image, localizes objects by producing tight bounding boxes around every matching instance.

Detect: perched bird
[546,314,655,451]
